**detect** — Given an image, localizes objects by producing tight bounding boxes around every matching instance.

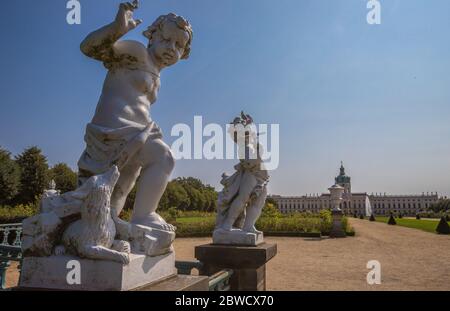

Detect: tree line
[0,146,77,205]
[0,146,217,212]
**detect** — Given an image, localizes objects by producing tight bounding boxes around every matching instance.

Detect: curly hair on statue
[143,13,193,60]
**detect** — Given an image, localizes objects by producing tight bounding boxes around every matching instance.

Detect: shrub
[261,202,282,218]
[436,216,450,234]
[359,214,364,219]
[369,214,376,221]
[175,217,215,237]
[418,211,444,219]
[163,210,337,237]
[388,214,397,225]
[416,214,421,220]
[256,210,333,234]
[429,199,450,213]
[0,204,38,224]
[346,228,356,236]
[176,210,214,218]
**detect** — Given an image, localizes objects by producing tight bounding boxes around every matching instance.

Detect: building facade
[270,163,439,216]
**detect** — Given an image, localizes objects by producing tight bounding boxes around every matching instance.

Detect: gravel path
[174,218,450,291]
[5,218,450,290]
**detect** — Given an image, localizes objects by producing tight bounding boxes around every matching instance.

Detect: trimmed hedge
[436,216,450,234]
[1,206,355,238]
[388,214,397,225]
[0,204,37,224]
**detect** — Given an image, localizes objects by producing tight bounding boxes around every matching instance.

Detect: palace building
[270,163,439,216]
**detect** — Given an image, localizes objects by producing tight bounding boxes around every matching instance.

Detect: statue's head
[143,13,193,68]
[229,111,258,146]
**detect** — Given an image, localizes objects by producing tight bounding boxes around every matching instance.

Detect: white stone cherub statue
[214,112,269,246]
[77,1,193,235]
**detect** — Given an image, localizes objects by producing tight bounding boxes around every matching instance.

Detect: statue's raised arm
[80,1,143,62]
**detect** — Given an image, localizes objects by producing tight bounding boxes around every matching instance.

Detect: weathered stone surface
[21,212,63,257]
[127,224,176,257]
[212,228,263,246]
[213,112,269,246]
[19,252,176,291]
[330,210,346,238]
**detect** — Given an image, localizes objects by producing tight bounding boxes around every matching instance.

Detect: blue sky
[1,0,449,196]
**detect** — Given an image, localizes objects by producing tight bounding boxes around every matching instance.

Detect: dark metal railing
[0,224,23,290]
[175,260,233,291]
[208,269,233,291]
[175,259,203,275]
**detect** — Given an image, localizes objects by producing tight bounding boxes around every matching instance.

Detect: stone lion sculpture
[22,166,130,264]
[57,166,131,264]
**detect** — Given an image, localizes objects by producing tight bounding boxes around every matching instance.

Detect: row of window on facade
[372,202,429,209]
[280,202,430,209]
[277,202,365,210]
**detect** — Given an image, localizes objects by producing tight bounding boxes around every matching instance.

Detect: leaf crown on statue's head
[231,111,254,127]
[228,111,258,144]
[143,13,193,60]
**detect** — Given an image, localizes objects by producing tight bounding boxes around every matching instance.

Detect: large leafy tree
[164,181,191,210]
[0,147,21,205]
[49,163,77,194]
[15,146,49,204]
[176,177,217,212]
[125,176,218,212]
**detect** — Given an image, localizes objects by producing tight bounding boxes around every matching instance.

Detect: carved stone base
[19,252,176,291]
[329,210,346,238]
[212,228,264,246]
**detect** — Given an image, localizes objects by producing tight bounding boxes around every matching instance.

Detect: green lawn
[373,217,449,234]
[174,216,215,224]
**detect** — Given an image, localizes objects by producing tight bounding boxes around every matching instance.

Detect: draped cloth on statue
[77,121,160,185]
[217,161,269,226]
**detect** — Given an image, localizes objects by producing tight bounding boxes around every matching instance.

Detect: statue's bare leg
[221,173,257,231]
[110,162,141,217]
[242,186,266,234]
[131,138,176,231]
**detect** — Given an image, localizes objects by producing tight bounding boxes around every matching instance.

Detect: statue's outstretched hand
[115,1,143,35]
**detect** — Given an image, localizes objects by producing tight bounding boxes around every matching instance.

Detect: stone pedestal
[330,210,346,238]
[195,243,277,291]
[212,228,264,246]
[19,252,176,291]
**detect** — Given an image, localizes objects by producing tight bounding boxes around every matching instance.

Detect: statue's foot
[218,224,234,232]
[116,252,130,265]
[112,240,131,253]
[243,226,262,235]
[133,213,176,232]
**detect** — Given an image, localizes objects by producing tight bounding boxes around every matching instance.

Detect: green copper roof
[335,162,351,184]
